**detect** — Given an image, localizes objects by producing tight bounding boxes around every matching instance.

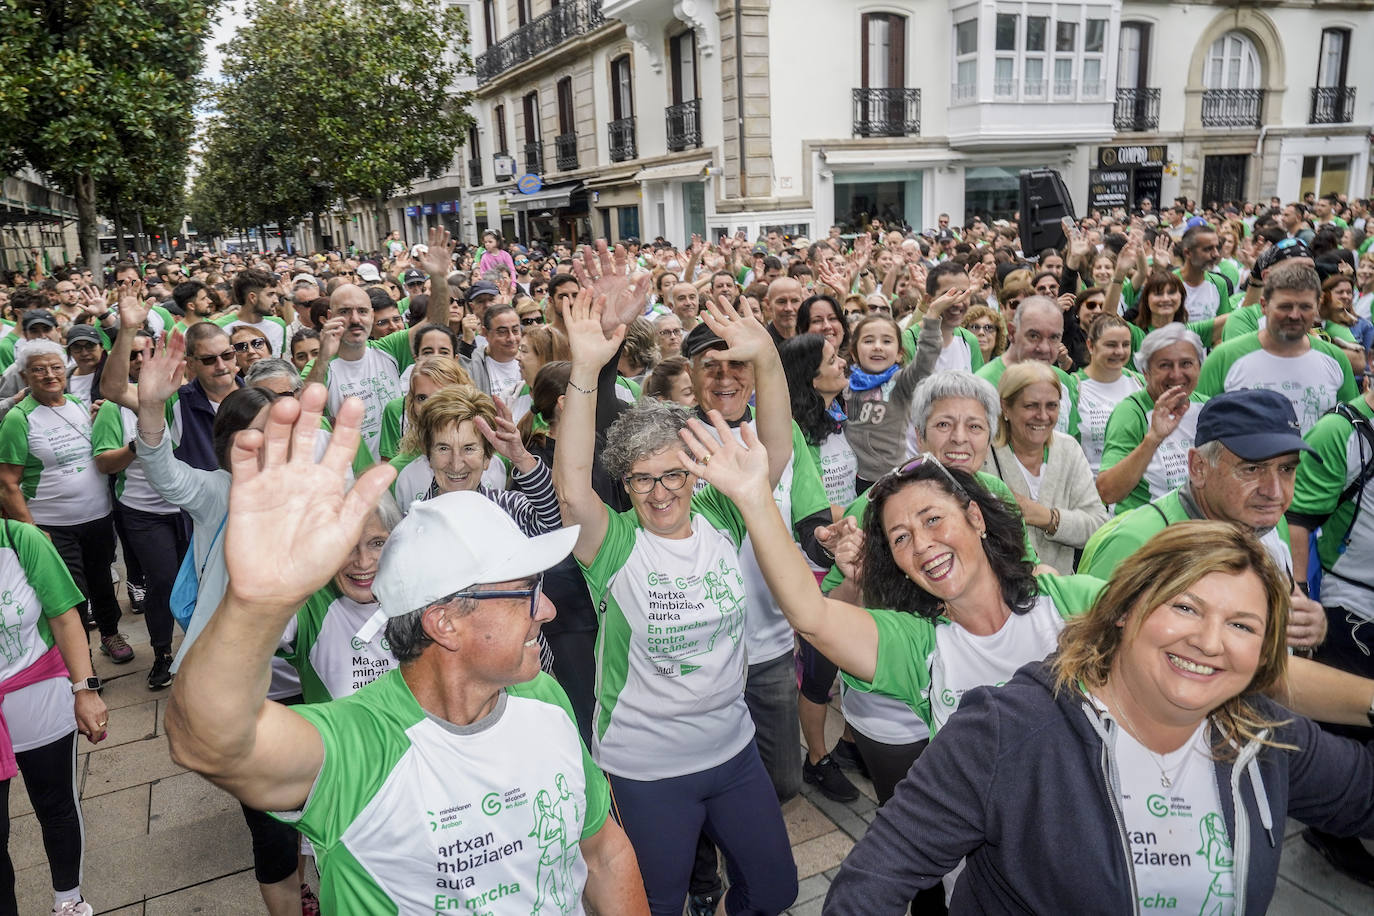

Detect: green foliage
[191,0,474,234]
[0,0,215,263]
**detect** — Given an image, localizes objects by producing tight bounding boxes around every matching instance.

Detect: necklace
[1106,687,1186,789]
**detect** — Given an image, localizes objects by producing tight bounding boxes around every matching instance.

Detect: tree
[0,1,215,266]
[196,0,474,238]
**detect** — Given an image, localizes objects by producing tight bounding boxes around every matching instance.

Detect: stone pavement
[11,601,1374,915]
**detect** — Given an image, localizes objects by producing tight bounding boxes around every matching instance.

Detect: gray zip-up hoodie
[825,659,1374,914]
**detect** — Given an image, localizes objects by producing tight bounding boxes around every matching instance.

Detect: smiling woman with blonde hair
[825,520,1374,914]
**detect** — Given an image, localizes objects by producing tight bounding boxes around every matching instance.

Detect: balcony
[555,132,579,171]
[609,117,637,162]
[1310,86,1356,124]
[1053,79,1076,99]
[475,0,605,84]
[993,79,1018,100]
[1114,88,1160,132]
[523,140,544,174]
[467,158,483,186]
[1201,88,1264,128]
[665,99,701,152]
[852,88,920,138]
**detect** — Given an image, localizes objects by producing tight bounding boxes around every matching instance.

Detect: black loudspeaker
[1018,168,1075,256]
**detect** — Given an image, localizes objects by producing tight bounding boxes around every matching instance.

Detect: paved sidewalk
[12,601,1374,914]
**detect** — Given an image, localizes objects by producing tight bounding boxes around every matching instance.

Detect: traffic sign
[516,173,544,194]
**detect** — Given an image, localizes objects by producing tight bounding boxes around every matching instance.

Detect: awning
[633,158,712,182]
[584,166,642,189]
[506,182,582,212]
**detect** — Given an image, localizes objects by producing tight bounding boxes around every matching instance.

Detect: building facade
[454,0,1371,248]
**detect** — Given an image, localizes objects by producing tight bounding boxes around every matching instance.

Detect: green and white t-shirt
[810,428,858,507]
[1290,396,1374,621]
[1196,333,1358,433]
[579,487,755,780]
[0,395,110,526]
[276,670,608,916]
[1106,709,1235,915]
[842,574,1104,733]
[217,313,288,358]
[389,454,506,515]
[976,357,1080,436]
[91,401,177,515]
[932,328,984,374]
[280,583,396,704]
[324,331,414,460]
[0,520,85,752]
[1074,370,1144,474]
[1100,389,1208,513]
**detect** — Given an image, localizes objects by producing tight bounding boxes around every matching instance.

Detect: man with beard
[1175,225,1233,322]
[1197,262,1357,434]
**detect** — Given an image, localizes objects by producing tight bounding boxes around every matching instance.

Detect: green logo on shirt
[1146,794,1170,817]
[529,773,581,915]
[1197,812,1235,915]
[480,793,502,815]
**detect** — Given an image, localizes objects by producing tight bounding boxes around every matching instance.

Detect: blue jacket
[825,659,1374,914]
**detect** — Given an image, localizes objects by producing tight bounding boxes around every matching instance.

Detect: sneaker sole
[803,771,860,803]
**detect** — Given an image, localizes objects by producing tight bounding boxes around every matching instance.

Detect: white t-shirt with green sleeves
[1074,370,1144,474]
[842,574,1105,734]
[0,520,86,752]
[0,395,110,526]
[579,487,755,780]
[279,583,396,704]
[1196,332,1358,433]
[1099,389,1208,514]
[324,331,414,460]
[91,401,177,515]
[276,671,608,916]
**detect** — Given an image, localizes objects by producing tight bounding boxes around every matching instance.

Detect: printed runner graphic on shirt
[529,772,583,915]
[644,558,745,676]
[0,589,33,667]
[1197,813,1235,916]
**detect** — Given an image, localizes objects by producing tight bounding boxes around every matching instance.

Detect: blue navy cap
[1194,389,1319,462]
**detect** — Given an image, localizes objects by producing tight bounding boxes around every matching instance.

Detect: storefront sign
[438,200,455,214]
[422,203,436,215]
[405,206,420,217]
[1088,169,1131,209]
[516,173,544,194]
[1097,145,1167,168]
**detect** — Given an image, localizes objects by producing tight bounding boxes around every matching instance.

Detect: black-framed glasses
[443,574,544,618]
[195,349,236,367]
[624,469,690,494]
[880,452,968,499]
[232,338,269,353]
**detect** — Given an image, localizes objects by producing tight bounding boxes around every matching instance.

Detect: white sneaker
[52,900,93,916]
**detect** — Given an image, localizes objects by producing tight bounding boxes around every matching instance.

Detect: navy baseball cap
[682,321,727,359]
[1194,389,1319,462]
[465,281,499,302]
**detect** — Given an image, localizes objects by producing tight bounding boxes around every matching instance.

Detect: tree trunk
[114,209,127,260]
[133,212,146,256]
[74,172,99,268]
[375,194,392,241]
[311,211,323,252]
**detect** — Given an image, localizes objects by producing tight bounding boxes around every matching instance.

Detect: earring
[979,529,987,539]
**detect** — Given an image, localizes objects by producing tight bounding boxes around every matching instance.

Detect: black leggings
[115,506,187,653]
[0,731,82,915]
[240,693,304,885]
[42,516,120,639]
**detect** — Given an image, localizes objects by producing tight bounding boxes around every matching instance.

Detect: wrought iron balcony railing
[523,140,544,174]
[1114,87,1160,132]
[1310,86,1356,124]
[851,88,920,138]
[555,132,579,171]
[666,99,702,152]
[475,0,604,83]
[467,158,482,186]
[1201,88,1264,128]
[608,117,637,162]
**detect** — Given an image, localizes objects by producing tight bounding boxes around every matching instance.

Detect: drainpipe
[735,0,746,198]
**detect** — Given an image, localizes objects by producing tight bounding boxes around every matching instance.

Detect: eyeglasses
[880,452,969,500]
[658,327,683,338]
[25,364,64,377]
[624,469,690,494]
[967,322,996,334]
[194,349,237,367]
[232,338,269,353]
[520,316,544,327]
[442,574,545,619]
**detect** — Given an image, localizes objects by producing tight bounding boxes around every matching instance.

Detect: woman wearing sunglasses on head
[824,521,1374,915]
[553,290,798,916]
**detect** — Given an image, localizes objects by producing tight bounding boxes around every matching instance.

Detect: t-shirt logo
[0,590,33,668]
[528,772,582,915]
[703,559,745,651]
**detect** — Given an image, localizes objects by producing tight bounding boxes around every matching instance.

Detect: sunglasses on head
[879,452,969,499]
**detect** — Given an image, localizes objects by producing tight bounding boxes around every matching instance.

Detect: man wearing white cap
[165,386,648,915]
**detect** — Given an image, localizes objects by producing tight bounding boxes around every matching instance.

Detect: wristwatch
[71,677,101,694]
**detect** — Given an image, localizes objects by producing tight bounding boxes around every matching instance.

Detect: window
[1301,155,1352,199]
[1205,31,1261,89]
[953,19,977,97]
[610,55,633,120]
[493,103,508,153]
[1117,22,1151,89]
[670,31,699,104]
[522,91,540,143]
[1053,19,1077,97]
[862,13,906,89]
[1317,28,1349,88]
[993,13,1017,97]
[516,0,531,27]
[995,14,1017,51]
[482,0,496,47]
[556,77,575,135]
[1023,15,1047,97]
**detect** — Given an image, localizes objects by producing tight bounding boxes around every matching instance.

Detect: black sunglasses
[520,316,544,326]
[232,338,269,352]
[195,349,236,367]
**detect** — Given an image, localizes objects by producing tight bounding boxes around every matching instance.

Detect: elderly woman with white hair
[0,339,131,662]
[1095,322,1209,513]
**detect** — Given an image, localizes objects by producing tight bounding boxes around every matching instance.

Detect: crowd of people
[0,190,1373,915]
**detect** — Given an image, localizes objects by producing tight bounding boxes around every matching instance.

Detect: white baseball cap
[355,262,383,283]
[356,491,579,642]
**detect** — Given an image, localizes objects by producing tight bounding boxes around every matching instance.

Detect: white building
[458,0,1373,247]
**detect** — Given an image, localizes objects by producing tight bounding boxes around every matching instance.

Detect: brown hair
[1320,273,1357,326]
[1053,520,1293,760]
[397,357,474,455]
[963,304,1007,358]
[1133,270,1188,329]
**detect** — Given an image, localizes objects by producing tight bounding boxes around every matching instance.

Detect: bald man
[670,282,701,331]
[763,277,804,347]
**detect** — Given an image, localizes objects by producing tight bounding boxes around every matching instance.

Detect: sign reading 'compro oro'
[1097,145,1167,168]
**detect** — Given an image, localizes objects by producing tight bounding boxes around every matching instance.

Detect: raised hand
[460,312,481,344]
[318,316,345,361]
[137,331,188,408]
[475,396,535,473]
[1113,241,1137,282]
[119,293,149,330]
[562,286,625,371]
[417,226,456,278]
[816,259,849,295]
[223,385,396,612]
[1066,229,1094,269]
[1146,385,1190,444]
[699,293,772,365]
[573,240,652,331]
[678,412,772,507]
[1153,233,1175,268]
[924,287,966,322]
[816,516,865,584]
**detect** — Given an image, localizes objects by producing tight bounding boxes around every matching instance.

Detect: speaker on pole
[1018,168,1075,257]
